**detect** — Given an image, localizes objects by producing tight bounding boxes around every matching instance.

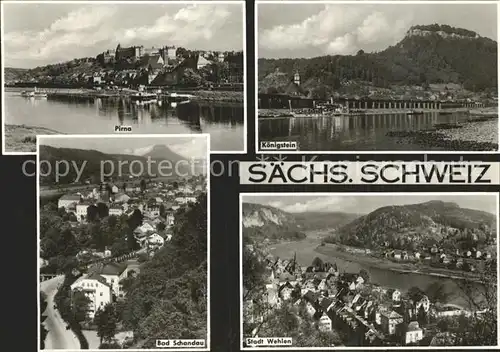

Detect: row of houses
[383,246,493,272]
[247,251,478,346]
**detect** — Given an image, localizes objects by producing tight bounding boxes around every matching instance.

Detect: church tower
[294,71,300,86]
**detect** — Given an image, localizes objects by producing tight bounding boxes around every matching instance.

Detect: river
[4,91,244,151]
[268,235,491,308]
[259,112,482,151]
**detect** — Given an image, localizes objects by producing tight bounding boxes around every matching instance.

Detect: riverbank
[469,106,498,117]
[387,116,498,151]
[258,108,471,118]
[258,108,293,118]
[186,90,243,103]
[5,87,244,103]
[315,244,489,283]
[4,124,62,153]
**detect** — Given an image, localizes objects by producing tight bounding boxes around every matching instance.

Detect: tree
[243,246,267,300]
[253,302,342,347]
[312,257,324,271]
[97,202,109,218]
[140,179,147,192]
[417,305,428,326]
[407,286,425,303]
[87,205,99,222]
[181,68,205,87]
[40,293,48,349]
[121,193,208,346]
[127,209,143,230]
[453,264,497,346]
[437,319,450,332]
[176,47,189,58]
[95,303,118,344]
[159,204,166,218]
[127,232,139,251]
[359,269,370,283]
[111,238,129,257]
[105,184,113,194]
[137,252,148,263]
[425,282,451,304]
[72,290,91,323]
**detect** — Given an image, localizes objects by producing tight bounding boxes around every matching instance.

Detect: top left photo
[2,0,246,155]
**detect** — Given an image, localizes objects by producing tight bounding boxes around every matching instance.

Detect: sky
[39,135,208,160]
[243,194,498,215]
[3,2,244,68]
[258,3,498,58]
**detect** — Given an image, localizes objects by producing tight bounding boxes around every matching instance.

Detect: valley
[268,231,489,308]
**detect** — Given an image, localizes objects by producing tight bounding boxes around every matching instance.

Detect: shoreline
[314,244,490,283]
[387,117,498,151]
[5,87,244,103]
[4,124,62,153]
[258,107,471,118]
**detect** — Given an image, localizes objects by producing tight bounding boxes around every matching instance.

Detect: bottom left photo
[37,134,210,351]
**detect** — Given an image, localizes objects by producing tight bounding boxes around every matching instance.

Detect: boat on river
[20,87,47,98]
[438,110,454,115]
[130,91,157,105]
[166,92,194,105]
[407,110,424,116]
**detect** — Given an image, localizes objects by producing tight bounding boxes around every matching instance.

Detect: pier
[258,93,485,110]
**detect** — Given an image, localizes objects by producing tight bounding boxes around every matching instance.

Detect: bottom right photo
[240,193,498,349]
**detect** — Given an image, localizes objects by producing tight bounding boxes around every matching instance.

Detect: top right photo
[256,1,499,153]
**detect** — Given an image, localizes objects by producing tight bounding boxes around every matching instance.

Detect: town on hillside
[243,247,497,348]
[257,2,498,152]
[40,174,208,349]
[7,44,244,91]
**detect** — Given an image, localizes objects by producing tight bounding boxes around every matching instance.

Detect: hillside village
[40,175,207,347]
[243,246,496,347]
[6,44,244,89]
[258,24,497,106]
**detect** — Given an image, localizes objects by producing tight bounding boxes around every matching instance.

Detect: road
[40,276,80,350]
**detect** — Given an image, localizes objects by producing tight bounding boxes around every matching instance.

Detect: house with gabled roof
[303,290,320,316]
[317,311,333,332]
[70,273,112,318]
[405,321,423,344]
[320,297,334,313]
[98,262,128,298]
[58,194,82,210]
[278,282,294,301]
[380,310,403,335]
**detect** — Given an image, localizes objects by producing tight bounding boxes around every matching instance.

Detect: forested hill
[259,24,497,94]
[124,193,207,347]
[4,67,29,82]
[242,202,359,242]
[38,145,191,185]
[243,203,305,242]
[332,200,496,251]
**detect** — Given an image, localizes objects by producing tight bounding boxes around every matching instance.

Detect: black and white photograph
[241,193,498,348]
[256,1,499,153]
[38,134,209,350]
[2,1,246,155]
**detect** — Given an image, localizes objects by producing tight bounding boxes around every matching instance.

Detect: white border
[2,0,246,155]
[254,0,500,154]
[37,133,211,352]
[239,192,500,350]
